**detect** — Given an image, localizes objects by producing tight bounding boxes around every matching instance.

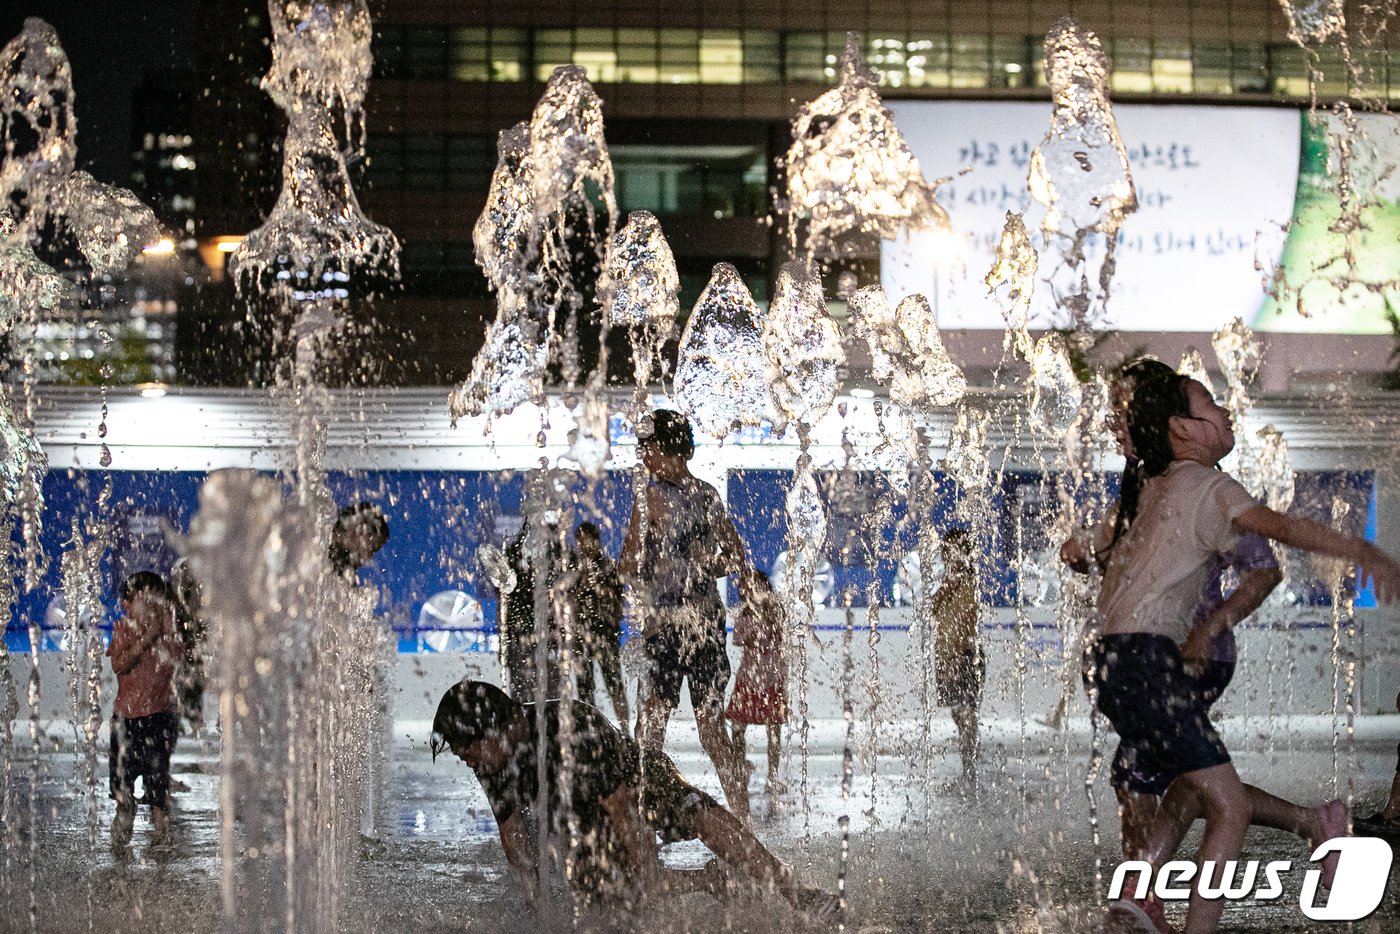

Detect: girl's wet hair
[119,570,174,604]
[1109,358,1192,551]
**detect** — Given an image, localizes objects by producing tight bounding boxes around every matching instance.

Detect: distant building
[182,0,1400,388]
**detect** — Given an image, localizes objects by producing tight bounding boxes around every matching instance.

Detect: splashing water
[1029,19,1137,245]
[187,469,383,934]
[456,67,619,420]
[1027,333,1083,434]
[474,123,535,298]
[527,65,618,392]
[1028,17,1137,331]
[985,211,1039,359]
[0,19,160,587]
[786,32,949,259]
[1279,0,1348,46]
[1212,317,1261,416]
[599,210,678,409]
[764,262,845,433]
[848,285,924,409]
[529,67,617,233]
[1255,424,1297,513]
[229,0,397,290]
[945,404,993,492]
[895,294,966,408]
[0,213,69,325]
[0,19,76,208]
[848,284,967,411]
[1177,347,1215,396]
[674,263,773,438]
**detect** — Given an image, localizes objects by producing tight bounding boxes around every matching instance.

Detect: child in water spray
[726,568,789,807]
[107,572,184,849]
[1091,363,1400,934]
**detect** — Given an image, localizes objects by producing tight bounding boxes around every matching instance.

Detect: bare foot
[1311,799,1350,890]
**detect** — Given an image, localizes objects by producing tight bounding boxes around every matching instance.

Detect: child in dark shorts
[1065,360,1288,864]
[1091,362,1400,933]
[429,680,838,921]
[930,528,983,792]
[107,571,184,848]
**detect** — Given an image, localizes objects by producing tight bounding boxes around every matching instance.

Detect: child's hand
[1059,538,1090,573]
[1357,543,1400,604]
[1179,625,1216,664]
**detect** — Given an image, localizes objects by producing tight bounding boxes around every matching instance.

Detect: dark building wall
[186,0,1397,386]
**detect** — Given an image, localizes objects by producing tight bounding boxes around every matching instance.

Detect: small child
[726,569,788,804]
[107,571,184,848]
[930,528,983,793]
[1093,365,1400,933]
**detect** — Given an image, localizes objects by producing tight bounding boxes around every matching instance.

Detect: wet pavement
[2,716,1400,933]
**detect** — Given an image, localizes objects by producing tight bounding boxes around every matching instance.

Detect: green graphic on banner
[1256,112,1400,335]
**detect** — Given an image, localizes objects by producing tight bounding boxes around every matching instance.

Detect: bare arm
[1234,505,1400,602]
[109,616,168,676]
[711,512,745,578]
[1059,538,1092,574]
[599,784,662,892]
[618,491,648,581]
[599,784,723,899]
[1180,565,1283,661]
[496,810,540,902]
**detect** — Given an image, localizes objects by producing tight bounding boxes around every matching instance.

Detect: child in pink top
[107,571,184,848]
[726,569,788,803]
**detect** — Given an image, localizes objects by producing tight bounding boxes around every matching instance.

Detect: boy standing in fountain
[620,409,751,819]
[570,521,630,728]
[931,528,983,794]
[107,572,184,849]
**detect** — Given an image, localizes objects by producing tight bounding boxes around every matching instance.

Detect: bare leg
[766,725,781,793]
[1139,763,1250,934]
[697,703,749,820]
[1116,787,1159,861]
[1382,772,1400,820]
[600,646,630,728]
[951,704,979,785]
[637,683,676,754]
[732,723,748,770]
[691,802,808,910]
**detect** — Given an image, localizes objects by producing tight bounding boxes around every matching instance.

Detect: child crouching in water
[727,569,788,807]
[1091,364,1400,934]
[108,571,184,849]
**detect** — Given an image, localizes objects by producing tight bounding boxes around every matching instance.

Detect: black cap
[429,680,520,762]
[637,408,694,459]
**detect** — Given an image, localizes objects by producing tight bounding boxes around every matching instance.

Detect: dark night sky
[1,3,196,184]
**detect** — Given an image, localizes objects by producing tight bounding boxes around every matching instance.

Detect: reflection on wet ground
[3,722,1399,932]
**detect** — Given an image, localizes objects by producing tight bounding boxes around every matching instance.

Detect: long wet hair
[1109,359,1192,552]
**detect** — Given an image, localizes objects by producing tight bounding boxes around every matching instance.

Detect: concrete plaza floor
[2,715,1399,933]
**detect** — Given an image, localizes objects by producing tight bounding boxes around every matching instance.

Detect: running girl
[1090,365,1400,934]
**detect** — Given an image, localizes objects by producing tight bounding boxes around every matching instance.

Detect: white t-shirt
[1098,460,1259,642]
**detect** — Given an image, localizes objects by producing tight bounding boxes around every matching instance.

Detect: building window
[613,144,769,219]
[366,134,495,190]
[399,241,489,297]
[371,24,1387,101]
[451,27,526,82]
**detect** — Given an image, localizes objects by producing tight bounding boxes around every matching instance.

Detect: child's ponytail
[1107,359,1191,552]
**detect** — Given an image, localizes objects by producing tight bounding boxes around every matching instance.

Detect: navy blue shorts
[642,604,730,716]
[1193,660,1235,708]
[1087,634,1231,797]
[109,712,178,809]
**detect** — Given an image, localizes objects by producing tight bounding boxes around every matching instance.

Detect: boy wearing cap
[620,409,750,819]
[430,680,838,922]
